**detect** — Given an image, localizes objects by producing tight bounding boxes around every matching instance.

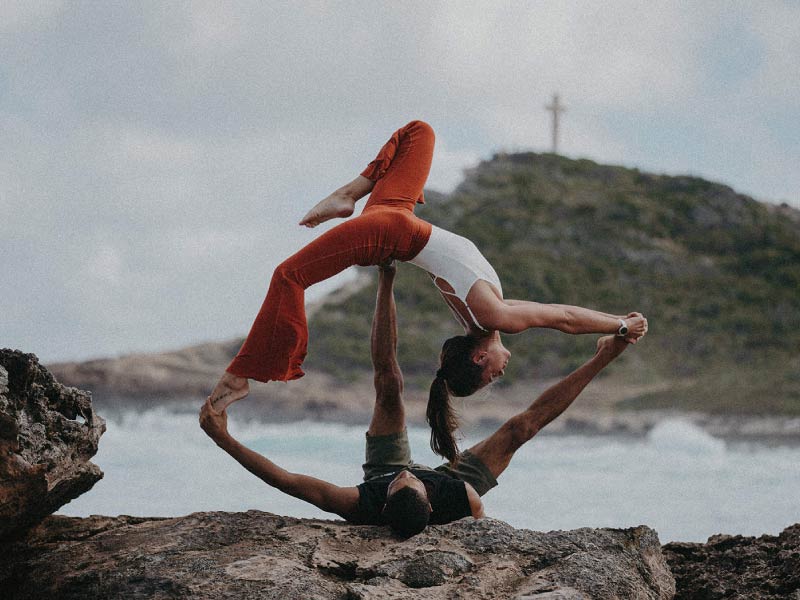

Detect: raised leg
[466,335,629,479]
[209,121,435,409]
[299,119,435,229]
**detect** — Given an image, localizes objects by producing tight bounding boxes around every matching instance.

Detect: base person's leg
[466,336,629,481]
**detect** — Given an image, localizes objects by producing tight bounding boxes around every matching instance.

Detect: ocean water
[59,408,800,543]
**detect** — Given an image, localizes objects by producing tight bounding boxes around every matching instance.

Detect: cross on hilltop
[545,93,566,154]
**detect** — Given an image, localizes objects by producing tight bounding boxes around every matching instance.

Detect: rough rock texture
[664,524,800,599]
[0,349,105,540]
[1,511,675,599]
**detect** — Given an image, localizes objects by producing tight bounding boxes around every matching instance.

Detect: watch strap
[617,319,628,336]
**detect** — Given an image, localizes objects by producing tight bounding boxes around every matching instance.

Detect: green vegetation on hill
[308,153,800,414]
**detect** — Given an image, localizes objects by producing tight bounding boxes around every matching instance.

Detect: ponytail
[427,374,460,463]
[426,335,485,463]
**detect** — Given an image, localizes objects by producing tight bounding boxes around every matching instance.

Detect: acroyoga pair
[200,121,648,536]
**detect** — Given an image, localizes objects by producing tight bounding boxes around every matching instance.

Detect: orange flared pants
[226,120,435,382]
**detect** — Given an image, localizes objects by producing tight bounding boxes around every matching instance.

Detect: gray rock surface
[664,524,800,599]
[0,349,105,540]
[1,511,675,599]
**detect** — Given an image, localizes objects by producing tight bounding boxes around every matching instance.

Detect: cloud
[85,242,123,285]
[0,0,64,32]
[1,1,797,362]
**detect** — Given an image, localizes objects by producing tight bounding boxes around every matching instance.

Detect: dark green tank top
[349,468,471,526]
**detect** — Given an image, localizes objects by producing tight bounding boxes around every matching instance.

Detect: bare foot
[596,335,628,359]
[207,373,250,414]
[299,192,356,228]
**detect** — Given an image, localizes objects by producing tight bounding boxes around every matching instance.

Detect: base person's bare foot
[596,335,628,359]
[207,373,250,414]
[299,192,356,228]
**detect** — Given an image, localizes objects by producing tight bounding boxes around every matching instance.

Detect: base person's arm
[200,402,359,518]
[466,335,630,480]
[371,262,402,401]
[367,262,406,436]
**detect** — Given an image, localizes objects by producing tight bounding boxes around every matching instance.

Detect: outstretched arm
[367,261,405,437]
[199,402,359,518]
[475,287,647,342]
[503,302,646,339]
[465,335,630,480]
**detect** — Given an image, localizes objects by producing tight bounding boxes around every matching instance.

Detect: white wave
[646,418,726,456]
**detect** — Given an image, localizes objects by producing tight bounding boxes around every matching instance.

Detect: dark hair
[427,335,483,463]
[383,486,430,537]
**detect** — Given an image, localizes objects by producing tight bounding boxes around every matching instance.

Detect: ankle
[335,189,359,205]
[222,373,248,389]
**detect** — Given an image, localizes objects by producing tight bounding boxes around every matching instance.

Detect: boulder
[664,524,800,599]
[1,511,675,599]
[0,349,105,540]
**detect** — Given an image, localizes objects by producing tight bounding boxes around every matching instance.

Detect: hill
[306,152,800,415]
[45,152,800,421]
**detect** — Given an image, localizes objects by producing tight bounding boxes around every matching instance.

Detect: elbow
[271,472,297,495]
[525,304,578,334]
[506,413,540,448]
[374,368,403,394]
[371,356,400,376]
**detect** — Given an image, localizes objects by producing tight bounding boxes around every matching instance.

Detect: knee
[407,120,435,140]
[273,259,300,286]
[504,413,540,448]
[273,260,291,279]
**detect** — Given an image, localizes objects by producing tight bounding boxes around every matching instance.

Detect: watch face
[619,326,628,335]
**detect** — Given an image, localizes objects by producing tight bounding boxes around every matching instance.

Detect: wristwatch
[617,319,628,336]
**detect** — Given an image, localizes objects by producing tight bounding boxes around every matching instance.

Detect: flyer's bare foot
[299,192,356,228]
[596,335,628,359]
[207,373,249,414]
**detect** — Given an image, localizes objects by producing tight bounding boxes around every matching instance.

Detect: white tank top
[409,225,503,331]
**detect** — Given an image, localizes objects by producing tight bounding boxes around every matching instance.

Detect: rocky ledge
[1,511,675,599]
[664,525,800,600]
[3,349,799,599]
[0,349,105,540]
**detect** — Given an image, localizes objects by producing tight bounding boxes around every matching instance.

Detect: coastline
[87,386,800,447]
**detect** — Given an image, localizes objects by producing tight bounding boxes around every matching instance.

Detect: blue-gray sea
[59,408,800,543]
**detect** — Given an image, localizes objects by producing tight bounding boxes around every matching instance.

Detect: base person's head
[428,334,511,462]
[382,470,432,537]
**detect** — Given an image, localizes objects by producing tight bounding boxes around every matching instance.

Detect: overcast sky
[2,1,798,363]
